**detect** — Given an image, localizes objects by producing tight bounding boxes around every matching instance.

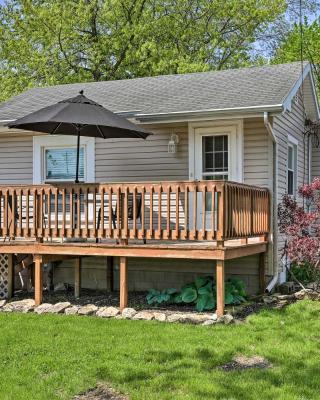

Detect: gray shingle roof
[0,62,304,121]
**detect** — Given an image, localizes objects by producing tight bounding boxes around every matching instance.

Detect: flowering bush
[278,178,320,266]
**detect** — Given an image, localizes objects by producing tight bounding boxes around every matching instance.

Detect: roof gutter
[263,111,279,293]
[135,104,283,122]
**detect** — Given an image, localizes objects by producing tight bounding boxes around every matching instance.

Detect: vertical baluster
[18,189,22,237]
[54,188,58,237]
[61,188,65,238]
[149,186,154,240]
[32,189,37,238]
[69,188,74,238]
[93,186,96,239]
[184,185,189,240]
[10,189,16,238]
[25,189,30,238]
[84,187,89,238]
[132,186,137,239]
[141,186,145,241]
[174,185,180,240]
[77,187,81,238]
[165,185,171,240]
[211,185,216,240]
[156,185,162,239]
[192,183,197,240]
[116,187,121,239]
[201,184,206,240]
[123,186,129,241]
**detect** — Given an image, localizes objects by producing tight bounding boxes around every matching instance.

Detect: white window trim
[33,135,95,184]
[287,135,298,195]
[188,120,244,182]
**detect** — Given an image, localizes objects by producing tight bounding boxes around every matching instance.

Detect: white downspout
[263,112,279,293]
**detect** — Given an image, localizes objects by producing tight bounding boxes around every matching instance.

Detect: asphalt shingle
[0,62,304,121]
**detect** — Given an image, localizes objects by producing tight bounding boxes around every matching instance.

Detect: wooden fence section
[0,181,270,242]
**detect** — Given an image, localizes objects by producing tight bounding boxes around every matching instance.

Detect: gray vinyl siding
[95,123,189,182]
[273,94,308,204]
[273,93,310,272]
[0,131,34,183]
[243,118,272,188]
[312,146,320,179]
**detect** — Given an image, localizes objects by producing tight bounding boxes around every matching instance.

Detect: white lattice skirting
[0,254,9,299]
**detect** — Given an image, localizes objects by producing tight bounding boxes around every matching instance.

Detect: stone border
[0,299,237,325]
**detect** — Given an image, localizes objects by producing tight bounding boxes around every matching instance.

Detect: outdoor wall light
[168,133,179,153]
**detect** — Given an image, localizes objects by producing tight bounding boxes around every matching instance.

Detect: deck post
[259,252,266,294]
[74,257,81,298]
[216,259,225,317]
[34,255,43,306]
[7,254,14,299]
[119,256,128,310]
[106,256,114,292]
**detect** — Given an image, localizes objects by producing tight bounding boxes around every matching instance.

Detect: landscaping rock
[49,302,71,314]
[78,304,98,316]
[275,294,295,301]
[218,314,234,324]
[3,299,35,313]
[96,306,120,318]
[153,312,166,322]
[0,300,6,308]
[294,289,313,300]
[183,314,214,324]
[34,303,53,314]
[132,311,154,321]
[65,306,80,315]
[167,313,186,323]
[202,319,216,326]
[262,295,277,304]
[121,307,137,319]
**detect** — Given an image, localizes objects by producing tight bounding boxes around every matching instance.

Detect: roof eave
[135,104,283,123]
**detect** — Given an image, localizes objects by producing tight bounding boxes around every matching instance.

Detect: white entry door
[190,124,243,230]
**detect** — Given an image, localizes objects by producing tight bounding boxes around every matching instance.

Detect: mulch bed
[74,384,128,400]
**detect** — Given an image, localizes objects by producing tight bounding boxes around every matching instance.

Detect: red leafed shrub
[278,178,320,266]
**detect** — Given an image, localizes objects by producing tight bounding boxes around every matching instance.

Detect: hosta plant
[146,288,178,305]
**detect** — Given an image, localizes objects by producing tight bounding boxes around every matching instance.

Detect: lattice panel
[0,254,9,299]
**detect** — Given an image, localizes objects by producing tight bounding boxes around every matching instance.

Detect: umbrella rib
[97,125,106,139]
[51,122,62,135]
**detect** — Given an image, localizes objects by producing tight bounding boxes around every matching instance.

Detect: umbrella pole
[75,127,81,183]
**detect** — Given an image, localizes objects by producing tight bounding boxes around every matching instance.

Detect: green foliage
[146,276,246,311]
[291,262,320,284]
[146,288,177,305]
[273,18,320,90]
[0,0,286,102]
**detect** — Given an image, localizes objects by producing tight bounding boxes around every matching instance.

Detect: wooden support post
[216,259,225,318]
[7,254,14,299]
[74,257,81,298]
[259,252,266,294]
[34,255,43,306]
[106,256,114,292]
[119,256,128,311]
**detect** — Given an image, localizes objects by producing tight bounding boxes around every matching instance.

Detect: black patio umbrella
[8,90,151,182]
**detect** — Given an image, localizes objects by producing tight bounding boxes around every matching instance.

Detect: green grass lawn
[0,300,320,400]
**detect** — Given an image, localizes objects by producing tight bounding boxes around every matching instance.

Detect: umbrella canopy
[8,91,151,182]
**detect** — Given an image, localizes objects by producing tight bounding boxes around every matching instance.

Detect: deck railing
[0,181,270,242]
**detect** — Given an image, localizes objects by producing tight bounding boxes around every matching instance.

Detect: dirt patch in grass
[221,355,272,372]
[74,384,128,400]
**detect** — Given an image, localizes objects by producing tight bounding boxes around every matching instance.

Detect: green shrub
[291,262,320,284]
[146,276,247,311]
[146,288,178,305]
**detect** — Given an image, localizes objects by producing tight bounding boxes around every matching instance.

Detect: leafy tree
[0,0,286,103]
[273,18,320,85]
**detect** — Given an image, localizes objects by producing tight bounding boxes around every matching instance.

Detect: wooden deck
[0,180,270,316]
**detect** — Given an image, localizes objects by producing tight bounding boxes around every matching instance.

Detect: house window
[287,138,298,195]
[33,135,95,184]
[202,135,229,180]
[45,147,85,182]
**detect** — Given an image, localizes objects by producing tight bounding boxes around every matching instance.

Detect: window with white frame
[287,136,298,196]
[33,136,95,184]
[202,135,229,180]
